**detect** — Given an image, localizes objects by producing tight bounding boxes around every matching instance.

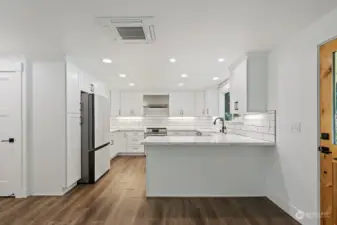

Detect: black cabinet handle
[1,138,15,143]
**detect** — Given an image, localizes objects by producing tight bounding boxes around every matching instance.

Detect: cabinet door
[109,134,118,158]
[205,88,219,116]
[110,90,121,117]
[116,132,127,153]
[66,115,81,187]
[170,92,195,116]
[195,91,205,116]
[230,59,247,114]
[66,64,80,114]
[169,92,182,116]
[120,92,143,116]
[181,92,195,116]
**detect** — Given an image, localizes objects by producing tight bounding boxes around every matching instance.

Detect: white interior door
[0,71,21,196]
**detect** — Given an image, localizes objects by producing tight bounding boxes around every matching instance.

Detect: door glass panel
[332,52,337,144]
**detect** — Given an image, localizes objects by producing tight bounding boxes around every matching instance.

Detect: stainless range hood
[144,104,168,109]
[143,95,169,116]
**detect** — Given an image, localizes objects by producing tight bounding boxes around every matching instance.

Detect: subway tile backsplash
[225,110,276,142]
[110,110,276,142]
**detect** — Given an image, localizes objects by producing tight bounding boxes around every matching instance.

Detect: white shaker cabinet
[205,88,219,116]
[66,64,81,114]
[195,91,206,116]
[110,90,121,117]
[170,92,195,116]
[120,92,143,116]
[229,53,268,114]
[66,115,81,187]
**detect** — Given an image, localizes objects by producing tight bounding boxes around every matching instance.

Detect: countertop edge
[142,142,275,146]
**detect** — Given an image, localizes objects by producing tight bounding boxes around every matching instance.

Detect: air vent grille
[116,27,146,40]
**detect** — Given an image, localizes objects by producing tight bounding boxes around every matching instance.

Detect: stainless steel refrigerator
[80,91,110,184]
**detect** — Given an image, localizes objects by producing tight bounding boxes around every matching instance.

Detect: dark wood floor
[0,156,300,225]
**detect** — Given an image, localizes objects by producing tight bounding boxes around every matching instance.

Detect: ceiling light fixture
[218,58,225,62]
[213,77,220,81]
[169,58,176,63]
[102,58,112,64]
[178,83,184,86]
[129,83,135,87]
[119,74,126,78]
[181,73,188,78]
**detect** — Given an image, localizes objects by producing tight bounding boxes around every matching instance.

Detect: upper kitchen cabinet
[66,63,81,114]
[229,53,268,114]
[195,91,206,116]
[170,92,195,116]
[110,90,121,117]
[205,88,219,116]
[120,92,143,116]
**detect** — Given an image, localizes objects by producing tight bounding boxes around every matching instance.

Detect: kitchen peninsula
[142,134,274,197]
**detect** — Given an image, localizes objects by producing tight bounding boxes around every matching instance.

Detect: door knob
[1,138,15,143]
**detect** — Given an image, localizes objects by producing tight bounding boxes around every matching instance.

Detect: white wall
[266,7,337,225]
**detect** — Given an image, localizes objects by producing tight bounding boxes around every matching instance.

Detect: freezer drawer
[94,145,110,182]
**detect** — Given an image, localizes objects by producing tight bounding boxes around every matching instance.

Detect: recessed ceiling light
[169,58,176,63]
[181,73,188,78]
[218,58,225,62]
[119,74,126,78]
[178,83,184,86]
[129,83,135,87]
[102,58,112,64]
[213,77,220,81]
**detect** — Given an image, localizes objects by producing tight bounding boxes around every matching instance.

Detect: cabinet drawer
[126,132,144,136]
[127,136,143,145]
[127,145,144,153]
[168,131,186,136]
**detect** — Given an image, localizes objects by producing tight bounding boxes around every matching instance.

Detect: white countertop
[141,134,275,146]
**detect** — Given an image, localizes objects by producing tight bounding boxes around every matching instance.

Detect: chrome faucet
[213,117,227,134]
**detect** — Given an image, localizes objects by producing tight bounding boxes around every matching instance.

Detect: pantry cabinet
[229,53,268,114]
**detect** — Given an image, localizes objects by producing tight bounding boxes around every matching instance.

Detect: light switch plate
[291,122,302,132]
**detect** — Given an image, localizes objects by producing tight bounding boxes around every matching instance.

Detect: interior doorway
[319,38,337,225]
[0,66,22,197]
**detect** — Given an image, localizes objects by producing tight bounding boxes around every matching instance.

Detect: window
[224,92,232,121]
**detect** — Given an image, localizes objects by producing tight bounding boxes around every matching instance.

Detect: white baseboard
[62,182,78,195]
[14,189,28,198]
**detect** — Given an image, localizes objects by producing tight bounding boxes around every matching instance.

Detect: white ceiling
[0,0,336,91]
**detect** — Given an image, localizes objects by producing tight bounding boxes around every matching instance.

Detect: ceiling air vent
[116,26,146,40]
[96,16,156,44]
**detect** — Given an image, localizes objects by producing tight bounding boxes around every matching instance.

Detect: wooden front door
[320,38,337,225]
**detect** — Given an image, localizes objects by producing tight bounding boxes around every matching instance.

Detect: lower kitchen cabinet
[109,131,144,155]
[126,132,144,154]
[109,132,127,157]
